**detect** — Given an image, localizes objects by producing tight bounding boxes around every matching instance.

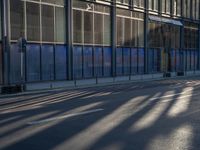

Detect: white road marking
[27,108,104,125]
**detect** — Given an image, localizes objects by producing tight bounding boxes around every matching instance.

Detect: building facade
[0,0,200,90]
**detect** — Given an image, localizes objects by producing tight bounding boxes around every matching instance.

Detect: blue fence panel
[191,50,195,71]
[73,46,83,79]
[175,49,180,71]
[148,49,154,73]
[55,45,67,80]
[195,50,198,70]
[186,50,191,71]
[176,50,184,72]
[0,44,2,84]
[123,48,130,75]
[26,44,41,82]
[103,47,112,77]
[170,49,176,72]
[116,48,123,76]
[154,49,161,72]
[10,44,21,83]
[94,47,103,77]
[138,48,144,74]
[83,47,93,78]
[41,45,54,81]
[131,48,138,75]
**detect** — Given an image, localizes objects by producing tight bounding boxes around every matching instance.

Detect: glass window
[10,0,25,40]
[162,0,166,13]
[166,0,171,14]
[42,5,54,42]
[94,13,103,45]
[73,2,111,46]
[138,21,144,47]
[124,18,131,46]
[104,14,111,45]
[132,20,138,47]
[55,7,65,43]
[149,0,158,11]
[196,0,200,20]
[84,12,93,44]
[73,10,83,44]
[117,17,124,46]
[41,0,64,5]
[27,2,40,41]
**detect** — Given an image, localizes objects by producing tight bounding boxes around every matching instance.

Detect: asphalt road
[1,77,200,150]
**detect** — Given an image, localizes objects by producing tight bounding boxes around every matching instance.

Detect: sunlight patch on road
[81,92,112,99]
[147,124,193,150]
[52,94,162,150]
[131,102,169,132]
[167,87,193,117]
[0,102,102,150]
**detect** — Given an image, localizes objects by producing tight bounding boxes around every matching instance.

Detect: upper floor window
[162,0,171,14]
[9,0,65,43]
[133,0,144,8]
[149,0,159,11]
[73,1,111,46]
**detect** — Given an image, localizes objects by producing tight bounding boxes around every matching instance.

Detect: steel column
[111,0,116,77]
[2,0,10,85]
[144,0,149,74]
[66,0,73,80]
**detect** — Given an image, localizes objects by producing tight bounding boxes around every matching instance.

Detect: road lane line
[27,108,104,125]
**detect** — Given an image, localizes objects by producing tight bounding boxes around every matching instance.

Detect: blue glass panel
[154,49,161,72]
[176,49,180,71]
[186,50,191,71]
[191,50,195,70]
[0,44,2,84]
[10,44,21,83]
[131,48,138,74]
[170,49,176,72]
[123,48,130,75]
[103,47,111,77]
[116,48,123,76]
[148,49,154,73]
[55,45,67,80]
[26,44,40,82]
[73,46,83,79]
[94,47,103,77]
[195,50,198,70]
[41,45,54,81]
[83,47,93,78]
[138,48,144,74]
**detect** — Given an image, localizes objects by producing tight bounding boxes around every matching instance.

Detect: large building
[0,0,200,92]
